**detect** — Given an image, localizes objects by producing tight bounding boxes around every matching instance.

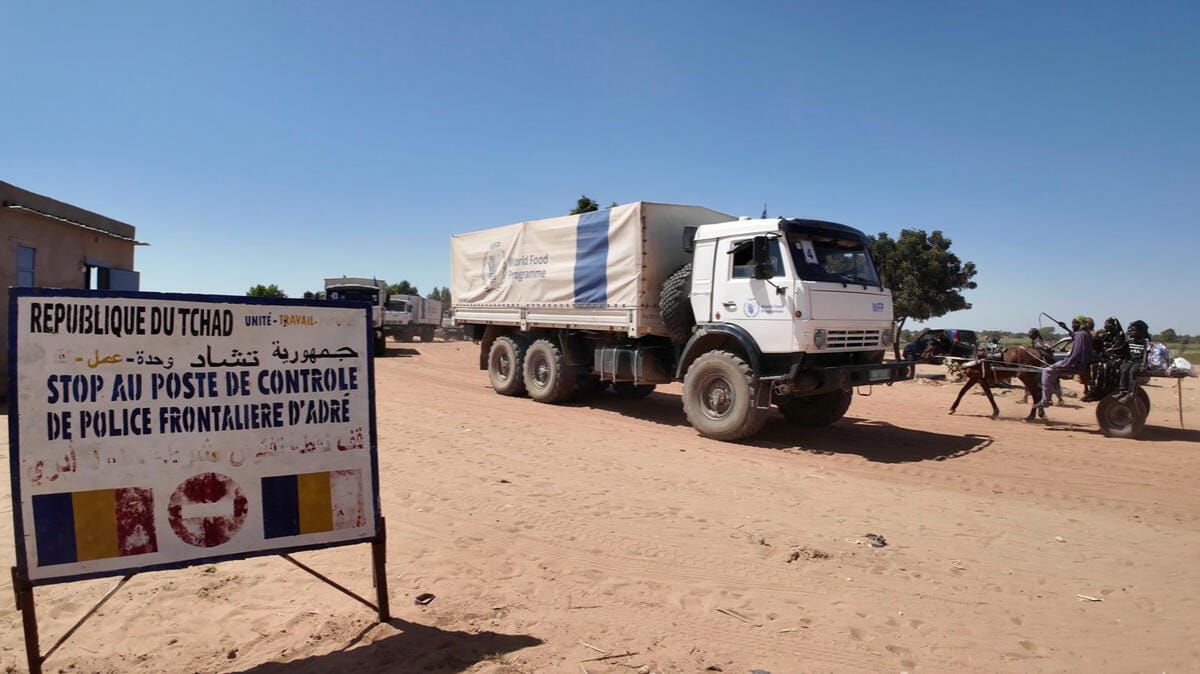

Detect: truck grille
[826,329,880,349]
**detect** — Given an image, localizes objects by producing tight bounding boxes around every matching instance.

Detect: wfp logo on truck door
[481,242,508,292]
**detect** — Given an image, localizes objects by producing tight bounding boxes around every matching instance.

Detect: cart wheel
[1096,394,1148,438]
[1136,388,1151,415]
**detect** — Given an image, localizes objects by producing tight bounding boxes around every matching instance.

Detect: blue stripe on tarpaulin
[573,210,610,305]
[33,492,77,565]
[261,475,301,539]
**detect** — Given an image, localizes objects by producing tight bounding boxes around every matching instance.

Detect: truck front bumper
[781,361,915,395]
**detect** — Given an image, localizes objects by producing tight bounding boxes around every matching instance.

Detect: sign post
[7,289,385,671]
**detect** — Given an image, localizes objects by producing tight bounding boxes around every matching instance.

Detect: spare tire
[660,264,695,346]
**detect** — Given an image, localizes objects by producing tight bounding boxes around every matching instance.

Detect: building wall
[2,205,138,394]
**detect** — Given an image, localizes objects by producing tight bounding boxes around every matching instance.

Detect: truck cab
[680,218,901,396]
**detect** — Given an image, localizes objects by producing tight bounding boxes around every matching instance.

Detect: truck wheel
[488,335,528,396]
[660,264,695,346]
[682,351,765,441]
[777,389,853,427]
[613,381,656,398]
[374,334,388,356]
[523,339,576,403]
[1096,394,1147,438]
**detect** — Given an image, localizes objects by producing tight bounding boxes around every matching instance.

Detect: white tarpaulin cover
[451,202,733,319]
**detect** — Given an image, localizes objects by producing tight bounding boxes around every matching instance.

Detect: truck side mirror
[751,236,774,279]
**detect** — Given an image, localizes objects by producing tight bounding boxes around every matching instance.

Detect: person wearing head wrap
[1039,315,1094,410]
[1100,317,1128,358]
[1084,317,1129,401]
[1116,320,1151,403]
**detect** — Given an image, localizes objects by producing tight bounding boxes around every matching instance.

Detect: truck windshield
[328,288,379,303]
[785,233,880,286]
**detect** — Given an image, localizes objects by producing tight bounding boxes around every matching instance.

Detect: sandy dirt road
[1,341,1198,673]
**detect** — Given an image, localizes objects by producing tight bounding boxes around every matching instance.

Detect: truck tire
[523,339,576,403]
[488,335,528,396]
[777,389,853,427]
[682,351,765,441]
[613,381,656,398]
[374,333,388,356]
[660,264,695,346]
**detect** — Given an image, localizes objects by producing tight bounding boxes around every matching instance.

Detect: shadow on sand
[1138,425,1200,442]
[752,417,992,462]
[1040,422,1200,443]
[572,390,993,462]
[379,347,422,358]
[234,618,541,674]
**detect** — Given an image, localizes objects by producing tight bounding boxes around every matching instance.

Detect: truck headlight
[813,329,827,349]
[881,329,893,347]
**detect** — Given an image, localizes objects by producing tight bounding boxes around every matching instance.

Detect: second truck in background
[324,277,441,355]
[385,294,442,344]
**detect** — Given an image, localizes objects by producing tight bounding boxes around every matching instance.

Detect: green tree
[869,229,978,359]
[570,195,600,215]
[427,286,451,306]
[388,281,419,296]
[247,284,287,298]
[1158,328,1178,342]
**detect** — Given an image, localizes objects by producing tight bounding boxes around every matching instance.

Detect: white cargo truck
[450,201,914,441]
[384,294,442,343]
[436,310,466,341]
[324,277,389,354]
[324,279,444,353]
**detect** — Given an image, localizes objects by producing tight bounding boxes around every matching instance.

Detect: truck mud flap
[754,380,774,410]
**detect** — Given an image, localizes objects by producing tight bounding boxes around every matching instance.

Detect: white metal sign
[8,290,380,584]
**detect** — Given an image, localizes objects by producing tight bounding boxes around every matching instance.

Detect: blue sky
[5,2,1198,334]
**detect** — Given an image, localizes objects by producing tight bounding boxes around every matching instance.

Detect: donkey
[926,336,1049,420]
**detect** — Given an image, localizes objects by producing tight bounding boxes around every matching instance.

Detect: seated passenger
[1116,320,1150,404]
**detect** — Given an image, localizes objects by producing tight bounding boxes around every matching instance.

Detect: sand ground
[1,341,1198,673]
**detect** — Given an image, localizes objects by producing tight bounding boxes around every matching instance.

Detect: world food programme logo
[744,300,759,317]
[481,242,508,292]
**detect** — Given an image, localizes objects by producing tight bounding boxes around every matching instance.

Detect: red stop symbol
[167,472,248,548]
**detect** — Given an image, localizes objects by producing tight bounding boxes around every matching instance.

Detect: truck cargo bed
[450,202,733,337]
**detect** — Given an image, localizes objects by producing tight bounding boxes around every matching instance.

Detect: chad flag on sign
[261,469,364,538]
[32,488,158,566]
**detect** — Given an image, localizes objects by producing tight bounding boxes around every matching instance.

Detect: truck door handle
[722,301,737,309]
